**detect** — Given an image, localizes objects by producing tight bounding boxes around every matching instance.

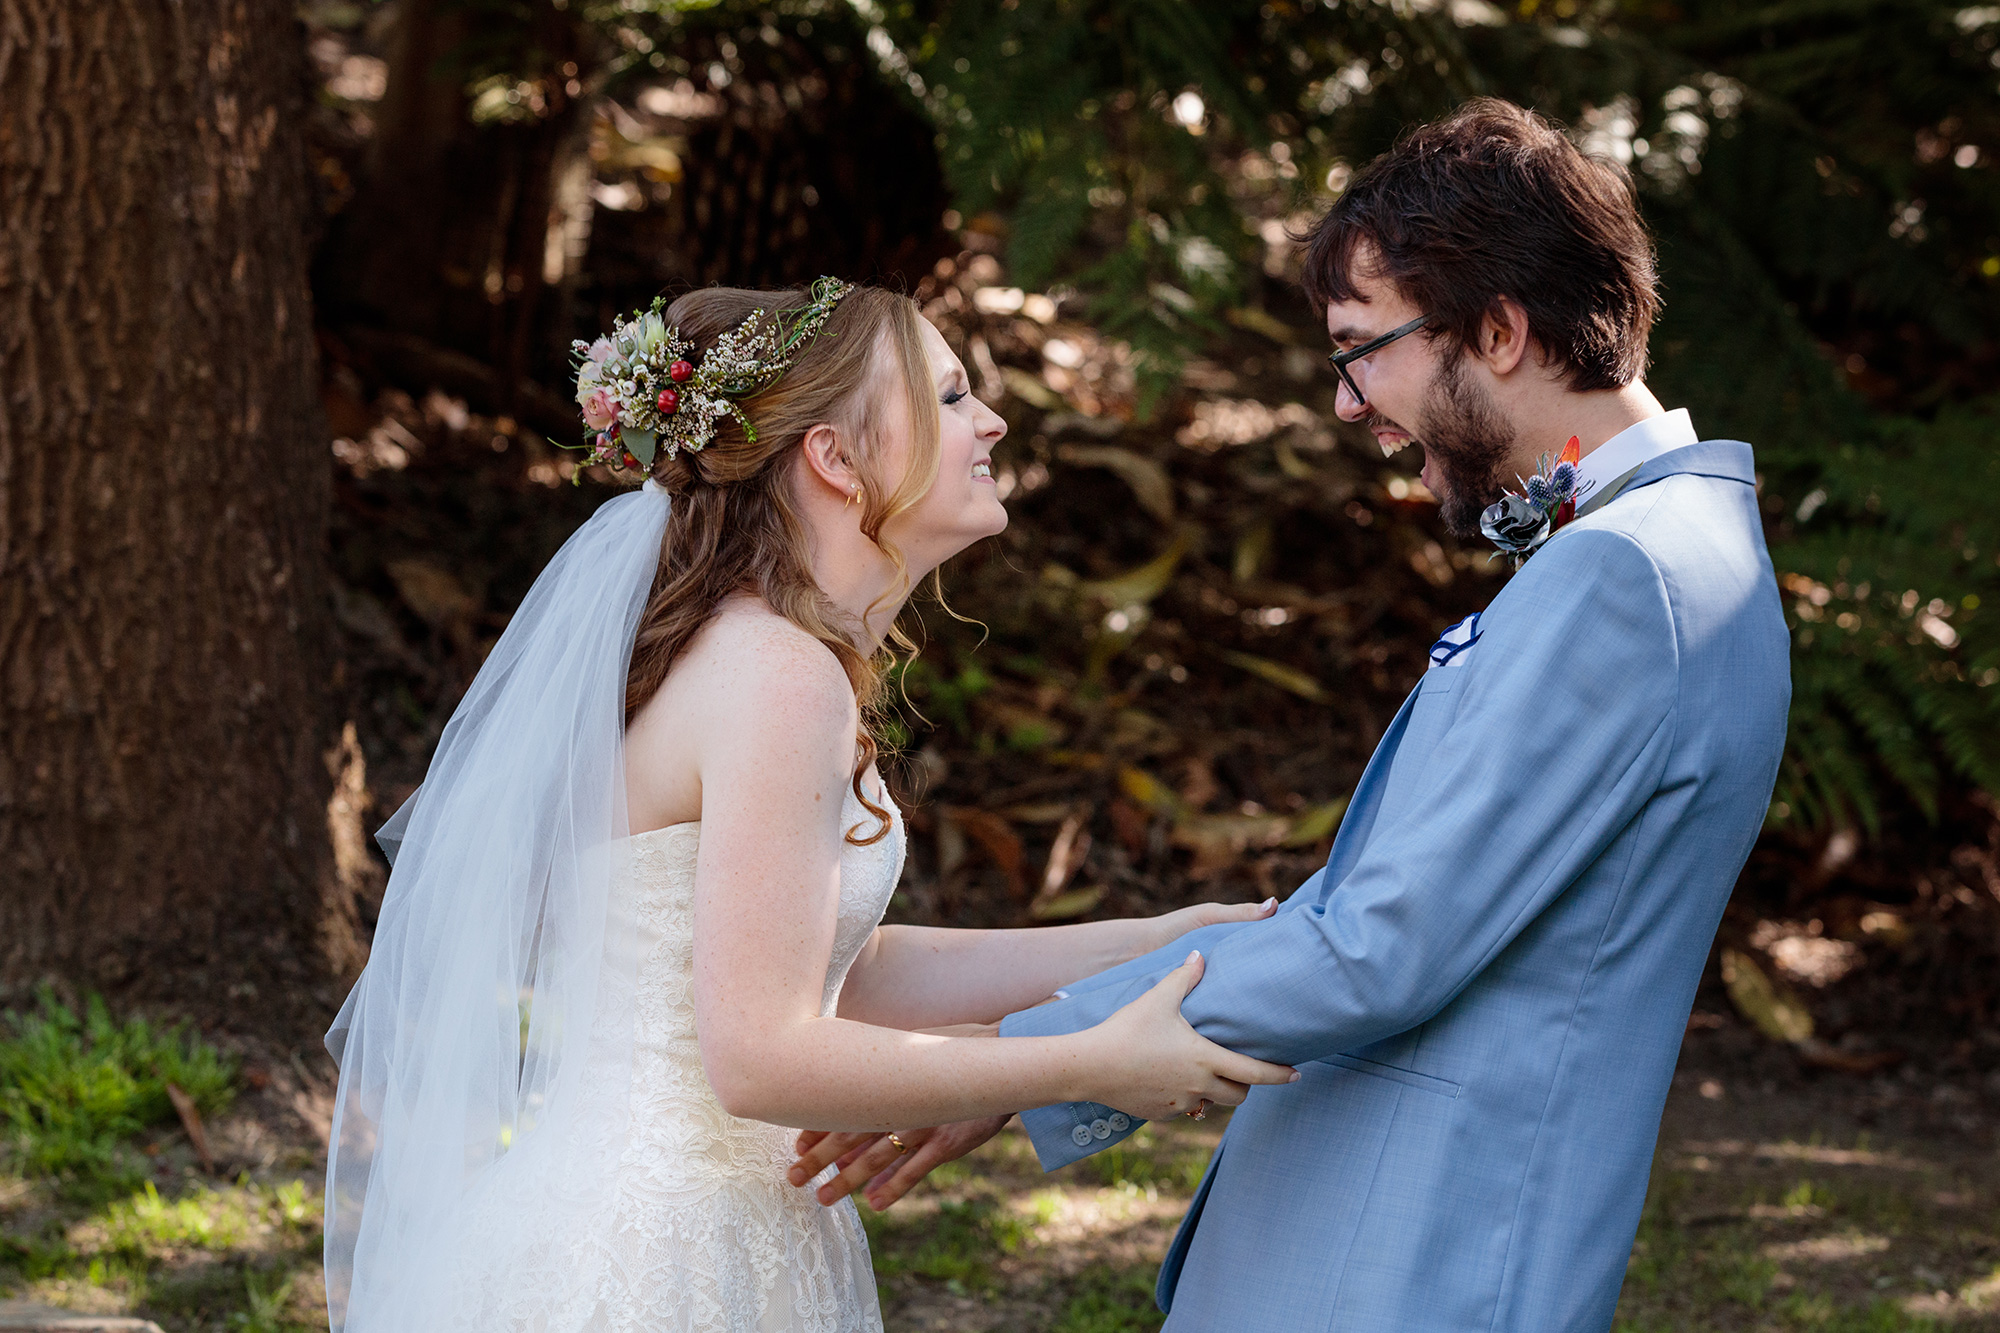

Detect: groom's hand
[789,1115,1012,1210]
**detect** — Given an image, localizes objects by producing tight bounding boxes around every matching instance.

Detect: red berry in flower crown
[668,360,693,383]
[621,450,640,470]
[656,388,679,414]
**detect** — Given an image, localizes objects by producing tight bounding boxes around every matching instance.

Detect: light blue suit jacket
[1001,440,1790,1332]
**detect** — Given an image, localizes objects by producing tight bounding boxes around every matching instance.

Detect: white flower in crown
[567,277,855,477]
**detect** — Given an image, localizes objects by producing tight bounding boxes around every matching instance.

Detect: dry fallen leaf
[943,806,1027,899]
[1034,810,1093,904]
[386,558,481,635]
[1281,797,1349,848]
[1719,948,1814,1045]
[164,1082,215,1174]
[1081,533,1191,608]
[1118,766,1185,818]
[1030,886,1107,921]
[1220,649,1329,704]
[1171,812,1292,878]
[1059,444,1176,523]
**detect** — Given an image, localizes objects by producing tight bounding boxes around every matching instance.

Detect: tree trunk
[581,19,951,326]
[320,0,590,405]
[0,0,360,1019]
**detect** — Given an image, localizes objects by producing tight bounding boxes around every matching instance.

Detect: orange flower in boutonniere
[1479,435,1596,568]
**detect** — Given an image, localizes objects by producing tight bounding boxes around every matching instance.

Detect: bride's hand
[1077,951,1297,1120]
[1141,896,1278,955]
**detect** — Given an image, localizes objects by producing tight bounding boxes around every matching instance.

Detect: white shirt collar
[1573,408,1697,505]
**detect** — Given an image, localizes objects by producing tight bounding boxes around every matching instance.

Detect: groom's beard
[1410,357,1517,538]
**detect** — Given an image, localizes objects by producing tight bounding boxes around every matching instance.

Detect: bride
[323,277,1294,1332]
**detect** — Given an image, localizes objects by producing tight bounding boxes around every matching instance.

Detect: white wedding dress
[429,785,904,1332]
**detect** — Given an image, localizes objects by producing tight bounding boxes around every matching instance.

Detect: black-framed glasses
[1326,313,1430,408]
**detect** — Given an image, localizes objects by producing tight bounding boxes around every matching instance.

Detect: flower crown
[570,276,855,474]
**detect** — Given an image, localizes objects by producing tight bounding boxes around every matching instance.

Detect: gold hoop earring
[845,487,858,511]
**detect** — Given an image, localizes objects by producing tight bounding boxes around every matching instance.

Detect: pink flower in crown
[587,336,614,365]
[581,388,619,432]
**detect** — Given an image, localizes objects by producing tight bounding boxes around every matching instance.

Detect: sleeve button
[1071,1124,1094,1147]
[1107,1113,1130,1132]
[1091,1118,1112,1140]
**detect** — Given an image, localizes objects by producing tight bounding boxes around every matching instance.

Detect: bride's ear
[799,422,861,504]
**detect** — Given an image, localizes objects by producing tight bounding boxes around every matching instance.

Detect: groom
[807,97,1790,1330]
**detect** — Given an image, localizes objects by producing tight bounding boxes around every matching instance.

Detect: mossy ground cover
[3,1002,1994,1332]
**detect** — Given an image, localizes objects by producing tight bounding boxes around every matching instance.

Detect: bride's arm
[677,628,1292,1131]
[835,897,1277,1032]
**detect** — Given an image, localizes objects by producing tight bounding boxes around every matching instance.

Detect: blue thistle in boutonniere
[1481,435,1595,568]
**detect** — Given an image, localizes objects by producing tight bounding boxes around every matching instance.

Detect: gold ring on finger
[888,1132,909,1154]
[1185,1100,1208,1121]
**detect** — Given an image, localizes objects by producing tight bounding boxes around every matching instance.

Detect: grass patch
[0,997,325,1328]
[1,1176,326,1330]
[1776,1293,1945,1331]
[1613,1165,1982,1332]
[0,990,236,1201]
[1078,1126,1211,1194]
[1051,1267,1164,1333]
[92,1179,313,1256]
[226,1266,306,1333]
[864,1196,1036,1295]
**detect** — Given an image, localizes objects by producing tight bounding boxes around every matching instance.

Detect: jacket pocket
[1319,1052,1461,1098]
[1418,666,1459,694]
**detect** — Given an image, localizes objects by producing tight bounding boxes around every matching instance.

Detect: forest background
[2,0,1999,1329]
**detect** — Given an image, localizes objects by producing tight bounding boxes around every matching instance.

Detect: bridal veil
[323,483,670,1330]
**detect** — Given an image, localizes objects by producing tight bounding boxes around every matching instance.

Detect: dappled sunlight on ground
[6,1039,1996,1332]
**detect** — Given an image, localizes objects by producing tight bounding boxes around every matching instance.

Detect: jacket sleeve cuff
[999,981,1155,1170]
[1017,1101,1143,1171]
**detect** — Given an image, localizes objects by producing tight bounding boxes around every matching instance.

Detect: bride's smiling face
[876,318,1009,568]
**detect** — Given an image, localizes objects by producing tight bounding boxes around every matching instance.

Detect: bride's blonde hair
[623,284,939,844]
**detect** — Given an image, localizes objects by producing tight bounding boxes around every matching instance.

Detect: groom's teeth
[1379,437,1412,458]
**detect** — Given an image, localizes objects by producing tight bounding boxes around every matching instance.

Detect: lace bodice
[431,784,902,1332]
[627,781,905,1028]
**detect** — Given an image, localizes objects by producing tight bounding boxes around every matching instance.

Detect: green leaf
[623,427,658,469]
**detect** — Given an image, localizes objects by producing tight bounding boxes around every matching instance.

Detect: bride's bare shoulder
[677,600,857,728]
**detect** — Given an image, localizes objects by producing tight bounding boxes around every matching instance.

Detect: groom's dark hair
[1302,98,1659,392]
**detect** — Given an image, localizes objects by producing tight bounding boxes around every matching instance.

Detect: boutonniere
[1480,435,1595,568]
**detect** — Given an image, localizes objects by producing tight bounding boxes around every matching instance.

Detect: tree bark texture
[319,0,590,406]
[586,25,951,319]
[0,0,360,1014]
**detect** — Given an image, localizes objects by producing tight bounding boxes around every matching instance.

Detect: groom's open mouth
[1368,412,1417,461]
[1372,427,1415,459]
[1372,424,1441,497]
